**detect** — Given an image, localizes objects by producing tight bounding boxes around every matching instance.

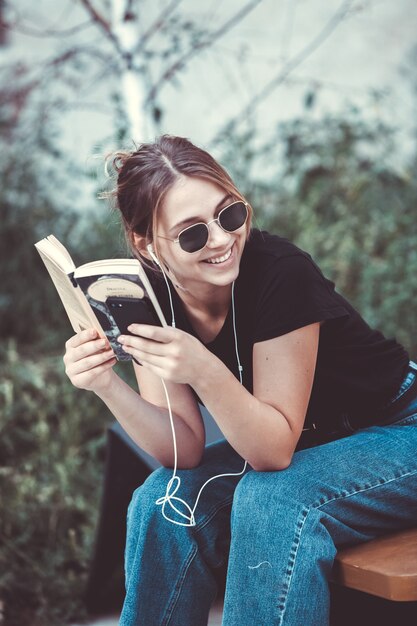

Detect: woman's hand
[117,324,208,386]
[63,328,117,393]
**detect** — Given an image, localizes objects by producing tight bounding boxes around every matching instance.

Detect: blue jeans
[120,363,417,625]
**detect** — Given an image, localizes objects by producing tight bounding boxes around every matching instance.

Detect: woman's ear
[130,232,164,269]
[130,232,149,259]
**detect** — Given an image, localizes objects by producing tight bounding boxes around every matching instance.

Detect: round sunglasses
[158,200,249,253]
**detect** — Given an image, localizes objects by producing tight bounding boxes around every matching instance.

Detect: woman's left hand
[117,324,208,385]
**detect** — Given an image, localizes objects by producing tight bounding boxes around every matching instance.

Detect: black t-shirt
[146,229,409,430]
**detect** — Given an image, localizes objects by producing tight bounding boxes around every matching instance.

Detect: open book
[35,235,167,361]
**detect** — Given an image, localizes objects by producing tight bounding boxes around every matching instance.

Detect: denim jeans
[120,362,417,625]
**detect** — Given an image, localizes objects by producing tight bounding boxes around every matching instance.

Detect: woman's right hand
[63,328,117,393]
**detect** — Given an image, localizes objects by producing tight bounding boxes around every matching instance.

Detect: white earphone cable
[160,267,176,328]
[154,269,247,526]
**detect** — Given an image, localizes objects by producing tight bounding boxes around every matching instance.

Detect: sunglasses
[159,200,249,253]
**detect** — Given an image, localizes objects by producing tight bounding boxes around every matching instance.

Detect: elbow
[160,446,205,470]
[251,459,291,472]
[249,450,293,473]
[162,459,202,470]
[175,459,202,470]
[173,453,204,470]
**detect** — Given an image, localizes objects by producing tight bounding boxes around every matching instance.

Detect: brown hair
[104,135,252,266]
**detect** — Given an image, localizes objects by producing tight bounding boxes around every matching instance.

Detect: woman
[64,135,417,625]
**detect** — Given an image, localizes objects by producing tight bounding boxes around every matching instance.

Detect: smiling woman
[62,135,417,625]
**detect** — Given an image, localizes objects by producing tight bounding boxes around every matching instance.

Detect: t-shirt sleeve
[253,253,349,343]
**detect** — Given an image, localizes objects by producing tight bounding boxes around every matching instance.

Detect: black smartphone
[106,296,161,336]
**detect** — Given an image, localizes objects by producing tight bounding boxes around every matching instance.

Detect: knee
[231,467,314,523]
[127,466,173,526]
[230,471,335,559]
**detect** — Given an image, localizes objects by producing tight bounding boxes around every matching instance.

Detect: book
[35,234,167,361]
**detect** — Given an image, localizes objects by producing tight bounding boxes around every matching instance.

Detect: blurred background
[1,1,416,624]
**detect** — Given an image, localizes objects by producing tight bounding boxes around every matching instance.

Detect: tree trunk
[111,0,151,142]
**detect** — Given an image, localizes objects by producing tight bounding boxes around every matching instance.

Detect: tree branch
[146,0,263,103]
[134,0,183,55]
[210,0,356,146]
[78,0,124,57]
[2,16,93,39]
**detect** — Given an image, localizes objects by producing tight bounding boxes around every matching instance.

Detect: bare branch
[210,0,356,146]
[0,45,119,99]
[78,0,124,57]
[2,17,93,39]
[134,0,183,55]
[146,0,263,103]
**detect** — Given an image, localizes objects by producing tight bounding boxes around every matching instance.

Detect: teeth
[206,248,232,264]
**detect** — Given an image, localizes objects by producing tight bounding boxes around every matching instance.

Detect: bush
[0,341,112,626]
[219,112,417,356]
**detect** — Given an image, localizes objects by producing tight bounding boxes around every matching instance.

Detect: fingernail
[117,336,125,343]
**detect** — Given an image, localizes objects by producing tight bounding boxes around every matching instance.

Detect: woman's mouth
[203,246,233,265]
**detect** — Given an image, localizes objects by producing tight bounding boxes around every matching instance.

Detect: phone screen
[106,296,161,335]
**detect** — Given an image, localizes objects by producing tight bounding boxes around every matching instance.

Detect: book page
[35,236,75,274]
[46,234,76,267]
[74,258,142,276]
[37,248,103,334]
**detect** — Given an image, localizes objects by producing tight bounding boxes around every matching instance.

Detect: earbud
[147,243,160,266]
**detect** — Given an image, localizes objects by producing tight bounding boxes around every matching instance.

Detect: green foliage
[219,110,417,356]
[0,111,82,349]
[0,112,126,624]
[0,107,127,352]
[0,341,111,626]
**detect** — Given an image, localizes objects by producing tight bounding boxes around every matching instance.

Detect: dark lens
[219,202,248,232]
[178,223,209,253]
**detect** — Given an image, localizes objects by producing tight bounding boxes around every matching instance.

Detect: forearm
[193,354,295,471]
[113,324,300,469]
[95,373,204,468]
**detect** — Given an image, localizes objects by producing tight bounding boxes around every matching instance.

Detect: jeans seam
[314,467,417,510]
[195,495,235,532]
[163,543,198,626]
[276,466,417,624]
[276,507,310,625]
[162,497,234,625]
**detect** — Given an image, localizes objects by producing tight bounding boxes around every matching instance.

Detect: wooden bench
[332,527,417,601]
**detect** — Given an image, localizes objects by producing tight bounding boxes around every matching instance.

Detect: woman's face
[155,176,248,293]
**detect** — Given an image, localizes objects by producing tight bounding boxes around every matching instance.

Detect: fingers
[65,328,98,349]
[126,324,174,343]
[67,348,116,376]
[117,334,168,357]
[64,333,111,366]
[63,329,118,391]
[68,353,117,390]
[117,325,177,361]
[122,348,163,369]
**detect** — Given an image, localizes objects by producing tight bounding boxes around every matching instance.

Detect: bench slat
[332,527,417,601]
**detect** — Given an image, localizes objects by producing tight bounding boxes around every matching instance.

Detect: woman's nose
[206,219,230,248]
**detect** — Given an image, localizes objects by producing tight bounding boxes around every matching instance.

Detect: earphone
[147,243,160,266]
[147,251,247,526]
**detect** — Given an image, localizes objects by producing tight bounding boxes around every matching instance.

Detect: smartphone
[106,296,161,336]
